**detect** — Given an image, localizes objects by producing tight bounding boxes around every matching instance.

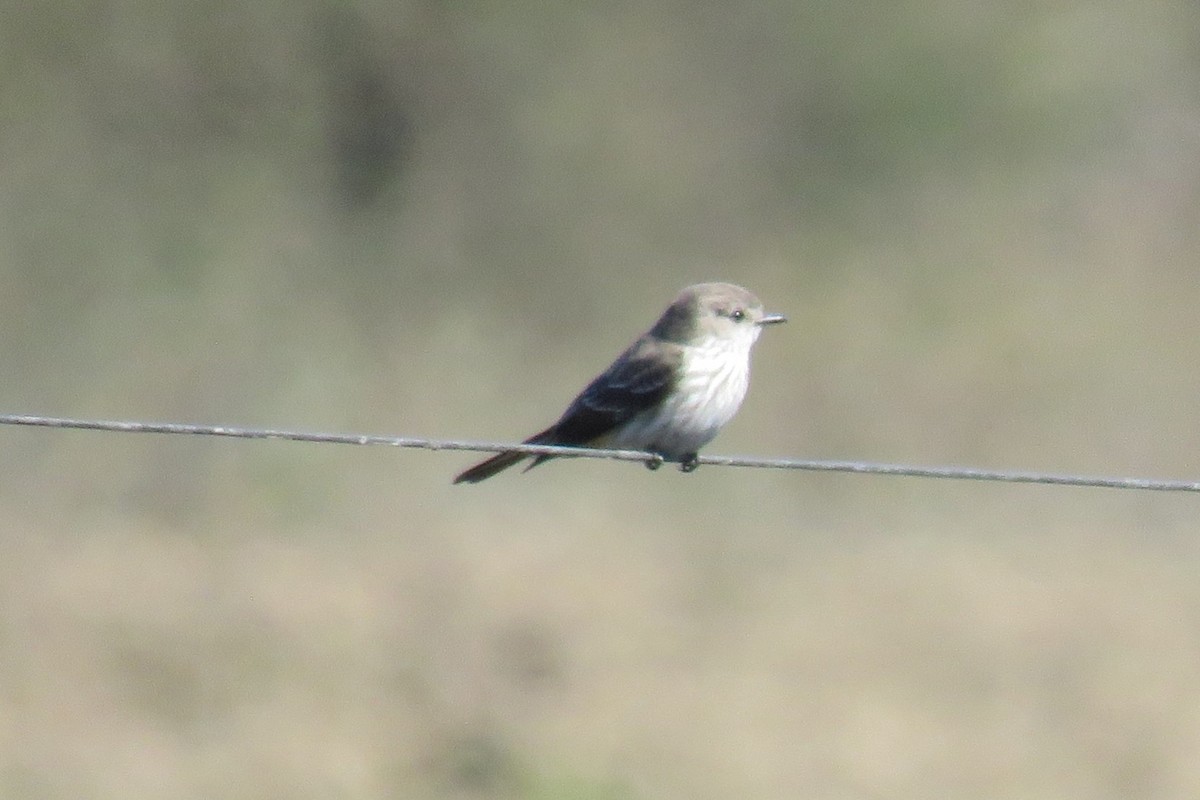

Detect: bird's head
[651,282,786,348]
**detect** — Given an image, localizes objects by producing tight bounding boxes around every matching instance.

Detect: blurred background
[3,1,1200,798]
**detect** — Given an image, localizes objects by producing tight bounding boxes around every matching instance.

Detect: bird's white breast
[609,335,753,459]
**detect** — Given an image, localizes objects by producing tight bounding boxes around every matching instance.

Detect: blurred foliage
[2,1,1200,798]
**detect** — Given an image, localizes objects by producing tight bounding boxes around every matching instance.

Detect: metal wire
[1,413,1196,492]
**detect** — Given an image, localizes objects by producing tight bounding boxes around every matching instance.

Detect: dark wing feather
[453,337,681,482]
[550,340,679,446]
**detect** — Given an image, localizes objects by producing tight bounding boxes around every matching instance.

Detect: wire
[0,413,1196,493]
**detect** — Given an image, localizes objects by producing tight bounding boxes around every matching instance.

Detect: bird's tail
[453,426,558,484]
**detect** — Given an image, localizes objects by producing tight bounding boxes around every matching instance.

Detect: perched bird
[454,282,785,483]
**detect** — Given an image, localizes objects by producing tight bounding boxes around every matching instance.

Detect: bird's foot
[679,453,699,473]
[644,454,665,471]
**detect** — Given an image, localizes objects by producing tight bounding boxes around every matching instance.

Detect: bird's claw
[644,454,665,471]
[679,454,699,473]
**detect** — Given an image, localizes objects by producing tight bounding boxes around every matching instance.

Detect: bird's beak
[758,313,787,326]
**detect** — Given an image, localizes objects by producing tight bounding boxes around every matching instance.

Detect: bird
[453,282,785,483]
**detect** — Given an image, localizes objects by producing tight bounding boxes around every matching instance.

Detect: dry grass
[3,2,1200,798]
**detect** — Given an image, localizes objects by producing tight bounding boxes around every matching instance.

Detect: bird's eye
[730,308,745,322]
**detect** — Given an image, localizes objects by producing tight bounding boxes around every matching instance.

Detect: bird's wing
[550,340,680,446]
